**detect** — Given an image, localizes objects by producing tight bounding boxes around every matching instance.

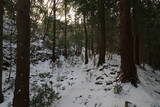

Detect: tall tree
[132,0,142,65]
[64,0,68,58]
[52,0,56,62]
[119,0,139,87]
[97,0,106,66]
[0,0,4,103]
[83,14,88,64]
[13,0,31,106]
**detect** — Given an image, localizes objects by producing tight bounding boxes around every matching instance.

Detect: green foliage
[4,0,15,19]
[39,72,52,79]
[30,83,61,107]
[113,84,122,94]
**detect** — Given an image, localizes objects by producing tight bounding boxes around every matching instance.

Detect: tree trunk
[52,0,56,62]
[97,0,106,66]
[90,11,95,55]
[119,0,139,87]
[83,14,88,64]
[0,0,4,103]
[13,0,31,106]
[132,0,139,65]
[8,18,14,82]
[43,4,53,41]
[64,0,67,58]
[132,0,143,66]
[134,33,140,65]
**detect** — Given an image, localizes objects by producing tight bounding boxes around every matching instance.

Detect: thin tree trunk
[43,2,53,40]
[90,12,95,55]
[52,0,56,62]
[64,0,67,58]
[8,20,14,82]
[43,15,50,40]
[83,14,88,64]
[8,7,15,82]
[119,0,139,87]
[13,0,31,106]
[0,0,4,103]
[98,0,106,66]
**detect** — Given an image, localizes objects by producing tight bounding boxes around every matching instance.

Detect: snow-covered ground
[1,55,160,107]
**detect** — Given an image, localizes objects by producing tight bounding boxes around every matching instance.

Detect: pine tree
[97,0,106,66]
[83,14,88,64]
[13,0,31,106]
[119,0,139,87]
[0,0,4,103]
[132,0,142,65]
[64,0,68,58]
[52,0,56,62]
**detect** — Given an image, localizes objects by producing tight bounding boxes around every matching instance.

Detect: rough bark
[97,0,106,66]
[83,14,88,64]
[119,0,139,87]
[0,0,4,103]
[13,0,31,106]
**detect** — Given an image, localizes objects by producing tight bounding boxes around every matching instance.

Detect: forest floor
[1,54,160,107]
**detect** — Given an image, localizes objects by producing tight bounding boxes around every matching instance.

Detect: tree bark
[13,0,31,106]
[97,0,106,66]
[64,0,67,58]
[0,0,4,103]
[52,0,56,62]
[119,0,139,87]
[132,0,142,66]
[83,14,88,64]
